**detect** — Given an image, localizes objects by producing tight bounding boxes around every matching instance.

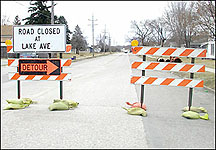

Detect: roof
[1,25,13,43]
[1,25,13,36]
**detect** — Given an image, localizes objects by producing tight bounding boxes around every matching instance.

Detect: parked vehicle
[20,52,38,58]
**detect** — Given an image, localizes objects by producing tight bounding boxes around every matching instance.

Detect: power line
[88,14,98,57]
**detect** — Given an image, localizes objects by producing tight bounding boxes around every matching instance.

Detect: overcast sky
[1,1,170,46]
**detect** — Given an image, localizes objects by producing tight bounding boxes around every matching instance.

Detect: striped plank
[8,72,71,81]
[8,59,72,67]
[131,61,205,73]
[130,76,203,88]
[132,46,207,58]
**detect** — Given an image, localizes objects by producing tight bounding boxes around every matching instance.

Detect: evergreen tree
[55,16,72,44]
[23,1,52,24]
[13,15,21,25]
[71,25,88,54]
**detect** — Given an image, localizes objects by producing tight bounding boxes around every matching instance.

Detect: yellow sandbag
[182,106,207,113]
[182,111,200,119]
[48,102,69,111]
[53,99,79,108]
[4,104,26,110]
[199,113,209,120]
[6,99,23,104]
[21,98,32,105]
[122,107,147,117]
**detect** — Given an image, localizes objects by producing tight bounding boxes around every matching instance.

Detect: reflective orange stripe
[177,79,192,86]
[145,63,159,69]
[197,50,207,57]
[132,62,142,69]
[25,75,35,80]
[160,78,175,85]
[145,48,159,55]
[8,59,15,66]
[197,66,205,72]
[132,47,143,54]
[56,73,67,80]
[179,64,194,72]
[162,64,176,70]
[40,75,50,80]
[63,60,72,66]
[7,46,13,52]
[130,76,141,84]
[143,77,157,84]
[179,49,194,56]
[66,45,72,52]
[11,73,20,80]
[162,48,176,56]
[195,81,204,87]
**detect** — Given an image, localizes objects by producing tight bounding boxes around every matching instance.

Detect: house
[200,40,215,59]
[1,25,15,58]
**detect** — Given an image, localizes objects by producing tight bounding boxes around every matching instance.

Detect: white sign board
[13,25,66,52]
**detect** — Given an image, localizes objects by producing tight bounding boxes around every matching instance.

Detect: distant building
[200,40,215,59]
[1,25,16,58]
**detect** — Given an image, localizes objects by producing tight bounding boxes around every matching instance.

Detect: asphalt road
[1,53,215,149]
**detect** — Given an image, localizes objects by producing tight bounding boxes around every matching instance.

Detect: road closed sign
[13,25,66,52]
[18,59,61,75]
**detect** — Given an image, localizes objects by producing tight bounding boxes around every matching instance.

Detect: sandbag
[182,106,207,113]
[4,104,26,110]
[53,99,79,108]
[182,111,200,119]
[126,102,147,110]
[48,102,69,111]
[21,98,33,105]
[122,107,147,117]
[199,113,209,120]
[6,99,24,105]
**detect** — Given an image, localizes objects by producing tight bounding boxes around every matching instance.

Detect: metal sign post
[140,55,146,108]
[60,53,63,99]
[188,58,195,111]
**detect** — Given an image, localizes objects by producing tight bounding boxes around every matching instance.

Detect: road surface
[1,53,215,148]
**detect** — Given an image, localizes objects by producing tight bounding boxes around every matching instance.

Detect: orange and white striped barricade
[131,46,207,111]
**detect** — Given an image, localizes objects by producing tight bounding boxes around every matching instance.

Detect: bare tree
[148,18,171,47]
[1,15,11,25]
[195,1,215,40]
[130,20,153,46]
[163,2,198,48]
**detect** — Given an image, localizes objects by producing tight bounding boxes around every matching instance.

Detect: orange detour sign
[18,59,61,75]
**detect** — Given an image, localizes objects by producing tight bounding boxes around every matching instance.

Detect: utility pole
[88,14,97,57]
[103,25,108,54]
[109,33,111,53]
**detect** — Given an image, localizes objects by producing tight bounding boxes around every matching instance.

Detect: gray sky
[1,1,170,46]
